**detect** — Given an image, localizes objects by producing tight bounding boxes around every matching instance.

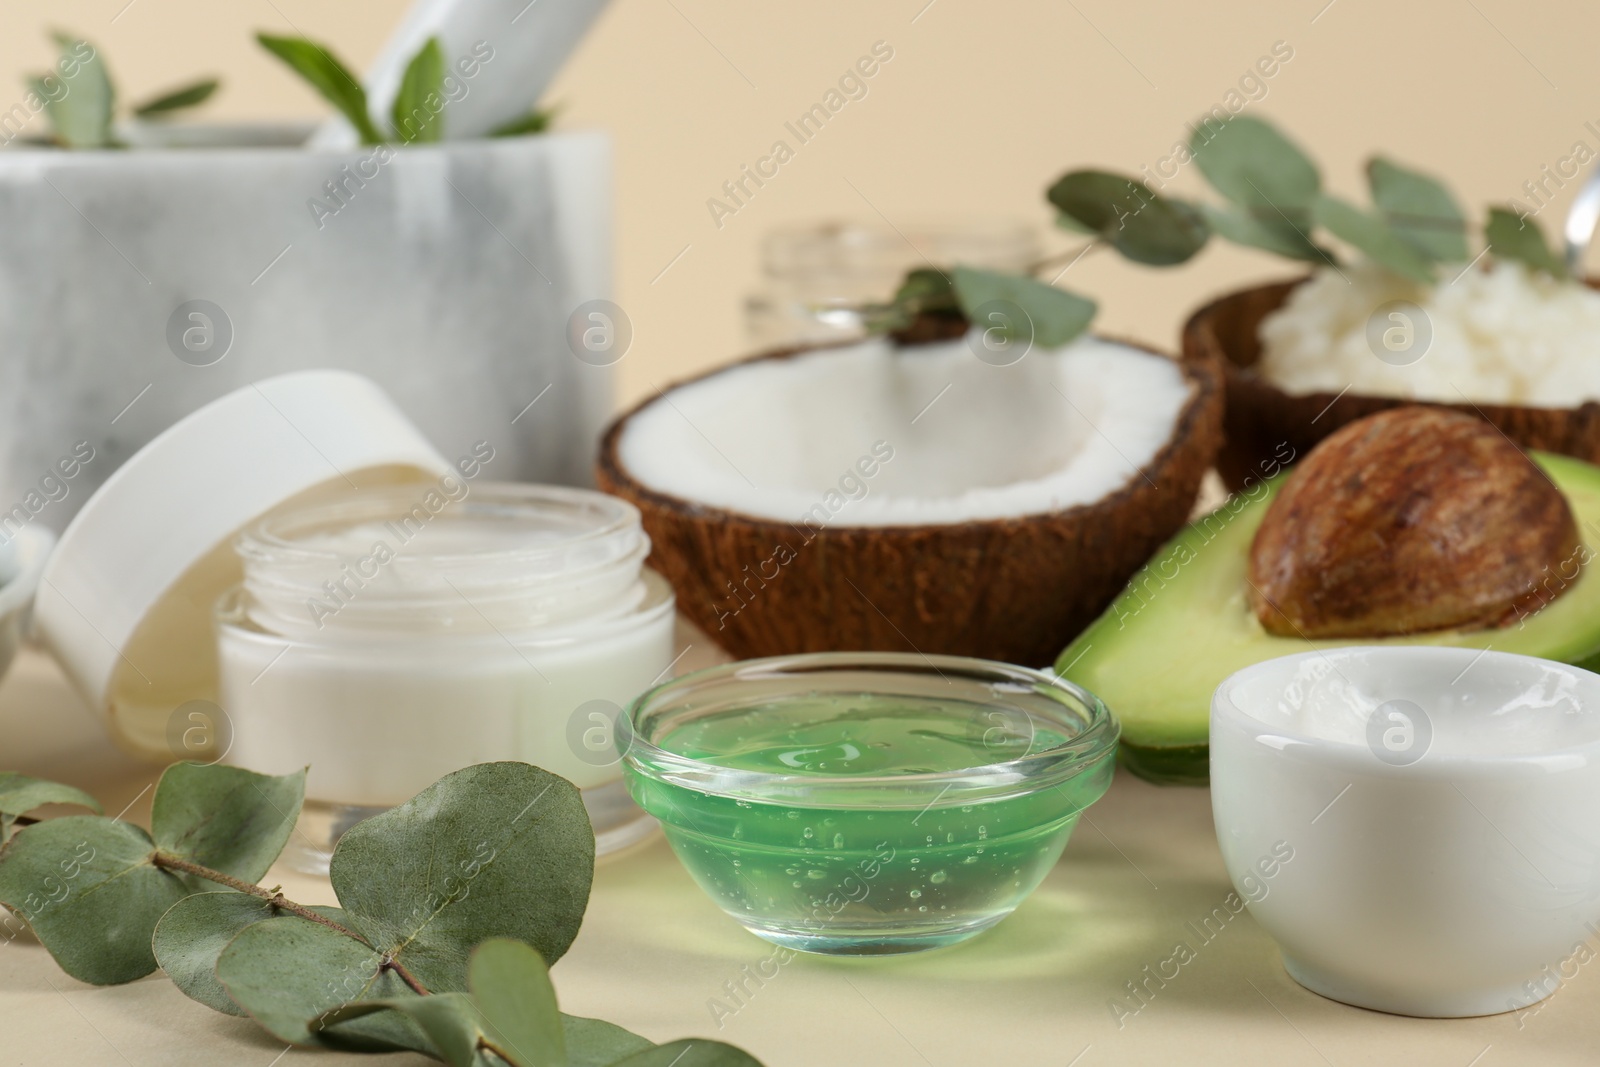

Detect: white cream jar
[215,482,674,867]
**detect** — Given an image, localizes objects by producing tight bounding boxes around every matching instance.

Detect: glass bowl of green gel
[621,652,1119,955]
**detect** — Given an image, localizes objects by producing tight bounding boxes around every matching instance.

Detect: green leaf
[132,78,219,116]
[1197,203,1331,263]
[390,37,446,144]
[320,993,487,1066]
[0,815,184,984]
[329,762,594,991]
[151,763,305,886]
[0,773,101,820]
[489,108,555,137]
[1313,194,1436,283]
[565,1015,655,1067]
[1486,206,1567,279]
[0,773,101,844]
[1190,115,1320,213]
[39,32,115,148]
[216,915,431,1051]
[256,33,383,145]
[1045,170,1209,265]
[894,267,955,308]
[1054,211,1096,236]
[152,892,345,1016]
[469,939,565,1067]
[1367,157,1468,263]
[950,266,1096,348]
[609,1040,765,1066]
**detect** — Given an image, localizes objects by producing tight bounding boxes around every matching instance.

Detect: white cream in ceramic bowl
[1212,647,1600,1017]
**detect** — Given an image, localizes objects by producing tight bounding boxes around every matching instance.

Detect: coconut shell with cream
[1181,278,1600,491]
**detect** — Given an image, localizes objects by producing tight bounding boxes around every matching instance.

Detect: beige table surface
[1,635,1596,1067]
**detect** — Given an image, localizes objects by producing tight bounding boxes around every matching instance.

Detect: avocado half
[1056,451,1600,785]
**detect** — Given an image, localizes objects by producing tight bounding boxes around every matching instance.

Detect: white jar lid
[35,370,449,759]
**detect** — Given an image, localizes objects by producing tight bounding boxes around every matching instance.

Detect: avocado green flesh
[1058,452,1600,773]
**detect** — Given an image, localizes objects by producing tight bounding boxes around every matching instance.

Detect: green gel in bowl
[621,653,1119,955]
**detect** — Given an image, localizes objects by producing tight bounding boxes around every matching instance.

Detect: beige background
[5,0,1600,407]
[5,3,1600,1065]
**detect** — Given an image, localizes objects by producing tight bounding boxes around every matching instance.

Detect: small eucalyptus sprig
[872,114,1571,349]
[0,761,761,1067]
[258,33,555,145]
[28,30,217,148]
[1046,114,1570,283]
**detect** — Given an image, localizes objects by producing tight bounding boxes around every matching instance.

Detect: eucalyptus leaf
[151,763,305,886]
[41,33,114,148]
[1197,203,1330,263]
[1367,157,1469,263]
[329,762,594,991]
[132,78,218,117]
[469,939,565,1067]
[609,1039,765,1066]
[153,892,345,1016]
[490,108,555,137]
[256,34,383,145]
[893,267,955,310]
[874,266,960,335]
[321,993,487,1067]
[391,37,446,144]
[1190,115,1320,212]
[0,815,184,984]
[216,915,431,1052]
[1313,194,1436,283]
[1046,170,1208,265]
[0,773,101,820]
[0,771,101,844]
[950,266,1096,348]
[1486,206,1567,279]
[564,1015,655,1067]
[1054,211,1096,236]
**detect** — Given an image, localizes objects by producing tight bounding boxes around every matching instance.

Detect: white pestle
[305,0,613,148]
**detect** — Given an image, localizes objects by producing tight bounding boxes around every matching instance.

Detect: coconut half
[1183,278,1600,491]
[598,333,1223,665]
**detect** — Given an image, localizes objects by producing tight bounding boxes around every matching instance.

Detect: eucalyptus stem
[383,954,430,996]
[149,851,373,947]
[480,1037,517,1064]
[1027,239,1101,279]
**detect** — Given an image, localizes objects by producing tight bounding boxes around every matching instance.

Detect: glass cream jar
[215,482,674,870]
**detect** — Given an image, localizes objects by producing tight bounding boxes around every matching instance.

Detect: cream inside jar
[215,482,674,868]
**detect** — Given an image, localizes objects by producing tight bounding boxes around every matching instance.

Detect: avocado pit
[1247,406,1582,638]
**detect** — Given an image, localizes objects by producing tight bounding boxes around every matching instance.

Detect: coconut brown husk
[1181,278,1600,491]
[597,339,1224,667]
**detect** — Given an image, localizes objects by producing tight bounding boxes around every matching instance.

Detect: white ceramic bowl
[1212,647,1600,1017]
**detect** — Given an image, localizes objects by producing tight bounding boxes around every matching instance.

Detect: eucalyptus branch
[150,850,371,945]
[0,764,763,1066]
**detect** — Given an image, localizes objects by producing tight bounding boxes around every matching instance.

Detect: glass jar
[743,221,1041,348]
[215,482,674,871]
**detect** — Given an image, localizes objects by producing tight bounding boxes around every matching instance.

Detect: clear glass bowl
[621,653,1119,955]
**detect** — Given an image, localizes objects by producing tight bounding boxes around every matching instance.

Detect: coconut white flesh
[616,334,1192,526]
